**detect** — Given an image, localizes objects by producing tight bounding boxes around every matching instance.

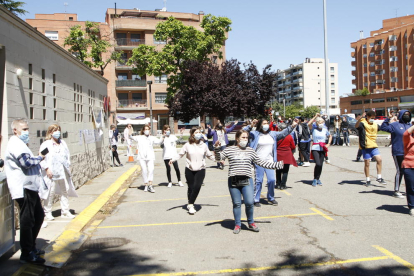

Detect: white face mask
[165,131,170,136]
[262,124,269,131]
[369,119,375,124]
[318,124,323,130]
[144,130,150,136]
[194,133,202,140]
[239,140,248,148]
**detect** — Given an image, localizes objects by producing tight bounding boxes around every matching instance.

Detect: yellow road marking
[310,208,334,221]
[373,245,414,271]
[129,191,290,204]
[125,256,390,276]
[97,208,327,229]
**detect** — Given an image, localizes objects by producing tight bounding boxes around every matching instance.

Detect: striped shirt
[216,146,280,178]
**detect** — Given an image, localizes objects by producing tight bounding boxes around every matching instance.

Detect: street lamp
[147,80,154,135]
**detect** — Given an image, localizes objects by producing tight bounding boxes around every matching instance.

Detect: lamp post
[147,80,153,135]
[323,0,330,117]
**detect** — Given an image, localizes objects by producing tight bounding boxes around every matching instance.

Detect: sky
[21,0,414,96]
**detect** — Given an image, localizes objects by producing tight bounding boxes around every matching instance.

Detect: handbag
[230,175,250,187]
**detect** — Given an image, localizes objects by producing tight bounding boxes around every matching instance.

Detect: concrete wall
[0,7,110,189]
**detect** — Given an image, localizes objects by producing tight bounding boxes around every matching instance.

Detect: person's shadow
[376,204,408,215]
[205,219,271,230]
[166,204,219,212]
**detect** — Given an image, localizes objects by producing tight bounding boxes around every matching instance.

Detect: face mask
[402,115,411,123]
[262,124,269,131]
[144,130,150,136]
[200,129,204,133]
[52,131,61,139]
[318,124,323,130]
[252,127,257,131]
[369,119,375,124]
[19,130,29,144]
[194,133,202,140]
[218,125,223,130]
[165,131,170,136]
[239,140,248,148]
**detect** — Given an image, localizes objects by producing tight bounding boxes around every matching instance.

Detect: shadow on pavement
[45,238,168,276]
[359,190,396,197]
[234,250,411,276]
[376,204,408,215]
[166,204,219,212]
[295,180,314,186]
[204,219,272,231]
[337,180,386,188]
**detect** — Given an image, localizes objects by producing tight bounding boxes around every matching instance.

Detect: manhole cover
[83,238,129,249]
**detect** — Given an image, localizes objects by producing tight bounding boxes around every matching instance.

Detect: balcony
[115,38,146,50]
[285,81,291,85]
[285,87,292,91]
[352,79,357,85]
[117,99,147,110]
[115,60,134,70]
[352,70,356,76]
[293,93,303,98]
[277,83,284,88]
[292,86,303,91]
[116,79,147,90]
[292,78,303,83]
[292,71,302,76]
[351,52,355,58]
[351,61,356,67]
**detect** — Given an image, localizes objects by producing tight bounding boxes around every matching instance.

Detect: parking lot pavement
[49,145,414,276]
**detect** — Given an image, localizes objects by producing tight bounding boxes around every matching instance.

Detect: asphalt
[44,144,414,276]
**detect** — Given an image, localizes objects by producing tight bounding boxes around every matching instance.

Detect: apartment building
[351,15,414,93]
[27,8,220,131]
[275,58,339,114]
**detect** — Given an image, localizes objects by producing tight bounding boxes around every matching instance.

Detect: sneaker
[61,212,75,219]
[233,225,241,234]
[187,204,196,215]
[178,181,184,187]
[347,144,350,147]
[303,162,310,167]
[410,209,414,216]
[148,185,155,193]
[298,162,303,166]
[119,164,124,167]
[317,180,322,186]
[355,158,362,162]
[220,164,224,170]
[248,223,260,232]
[168,182,172,188]
[45,212,54,221]
[269,200,278,206]
[343,144,345,147]
[376,178,387,184]
[33,248,45,256]
[144,186,148,192]
[41,221,48,228]
[312,179,317,187]
[365,180,371,187]
[254,202,261,207]
[393,191,405,199]
[20,251,46,265]
[325,159,330,164]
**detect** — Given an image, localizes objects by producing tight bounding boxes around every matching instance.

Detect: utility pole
[323,0,330,117]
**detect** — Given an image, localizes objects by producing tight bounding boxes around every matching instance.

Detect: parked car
[226,121,245,133]
[328,115,359,136]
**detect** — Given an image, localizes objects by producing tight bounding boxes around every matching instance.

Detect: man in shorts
[356,111,386,187]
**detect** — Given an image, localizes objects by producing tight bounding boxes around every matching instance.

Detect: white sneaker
[144,186,148,192]
[325,159,331,164]
[302,162,310,167]
[148,185,155,193]
[343,144,345,147]
[61,212,75,219]
[41,221,48,228]
[178,181,184,187]
[45,213,55,221]
[393,191,405,199]
[168,182,172,188]
[187,204,196,215]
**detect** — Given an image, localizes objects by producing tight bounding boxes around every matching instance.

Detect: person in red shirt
[402,125,414,216]
[276,123,298,190]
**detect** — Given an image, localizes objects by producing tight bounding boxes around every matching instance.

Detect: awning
[117,117,158,125]
[117,113,145,120]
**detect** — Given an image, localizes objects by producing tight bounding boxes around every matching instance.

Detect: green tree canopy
[0,0,27,16]
[302,105,321,119]
[64,21,121,75]
[354,87,370,96]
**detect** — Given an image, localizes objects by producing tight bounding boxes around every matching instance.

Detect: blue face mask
[165,131,171,136]
[52,131,61,139]
[194,133,203,140]
[262,124,269,131]
[19,130,29,144]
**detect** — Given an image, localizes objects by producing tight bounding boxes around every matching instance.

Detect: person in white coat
[123,124,133,156]
[132,124,161,193]
[40,124,78,220]
[160,125,184,188]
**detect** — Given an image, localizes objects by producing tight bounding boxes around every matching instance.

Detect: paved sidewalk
[0,152,136,276]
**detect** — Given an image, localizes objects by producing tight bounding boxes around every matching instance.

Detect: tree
[0,0,27,16]
[168,59,276,123]
[302,105,321,119]
[128,15,232,100]
[354,87,370,96]
[64,21,121,75]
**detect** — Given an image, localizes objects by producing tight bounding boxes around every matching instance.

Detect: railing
[285,81,291,85]
[277,83,284,87]
[285,87,292,91]
[116,60,132,68]
[293,86,303,91]
[293,78,303,83]
[118,99,147,108]
[293,93,303,98]
[292,71,302,76]
[116,38,145,47]
[116,79,147,87]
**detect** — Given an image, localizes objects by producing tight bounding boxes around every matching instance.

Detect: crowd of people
[4,109,414,264]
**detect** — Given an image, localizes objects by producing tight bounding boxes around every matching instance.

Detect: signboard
[372,108,376,111]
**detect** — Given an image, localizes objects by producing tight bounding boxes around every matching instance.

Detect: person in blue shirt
[380,109,412,198]
[309,114,332,187]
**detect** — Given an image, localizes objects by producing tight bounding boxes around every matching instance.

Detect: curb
[13,165,140,275]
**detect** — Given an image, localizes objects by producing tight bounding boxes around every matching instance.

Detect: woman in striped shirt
[215,130,283,234]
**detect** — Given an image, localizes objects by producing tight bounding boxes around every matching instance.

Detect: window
[376,50,385,55]
[212,56,218,64]
[74,83,76,91]
[43,109,46,120]
[54,111,57,120]
[390,56,398,62]
[53,86,56,96]
[330,75,335,81]
[331,98,335,104]
[364,63,367,67]
[389,46,397,51]
[155,74,168,84]
[371,82,376,86]
[153,38,167,44]
[69,17,73,21]
[29,78,33,90]
[30,107,34,119]
[376,79,385,84]
[362,44,367,49]
[29,93,33,104]
[117,73,128,80]
[42,82,45,93]
[391,77,398,83]
[375,39,384,45]
[155,93,167,103]
[370,72,375,76]
[363,54,367,58]
[387,97,398,102]
[42,96,46,106]
[330,90,335,96]
[330,83,335,88]
[369,53,375,57]
[370,62,375,67]
[351,100,362,105]
[376,69,385,75]
[364,99,371,104]
[131,33,141,42]
[369,43,374,47]
[53,98,57,108]
[363,73,367,77]
[364,82,368,87]
[132,74,142,80]
[29,64,32,75]
[330,67,334,73]
[53,74,56,83]
[389,35,397,41]
[42,69,45,79]
[45,31,58,40]
[390,67,398,72]
[372,98,385,103]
